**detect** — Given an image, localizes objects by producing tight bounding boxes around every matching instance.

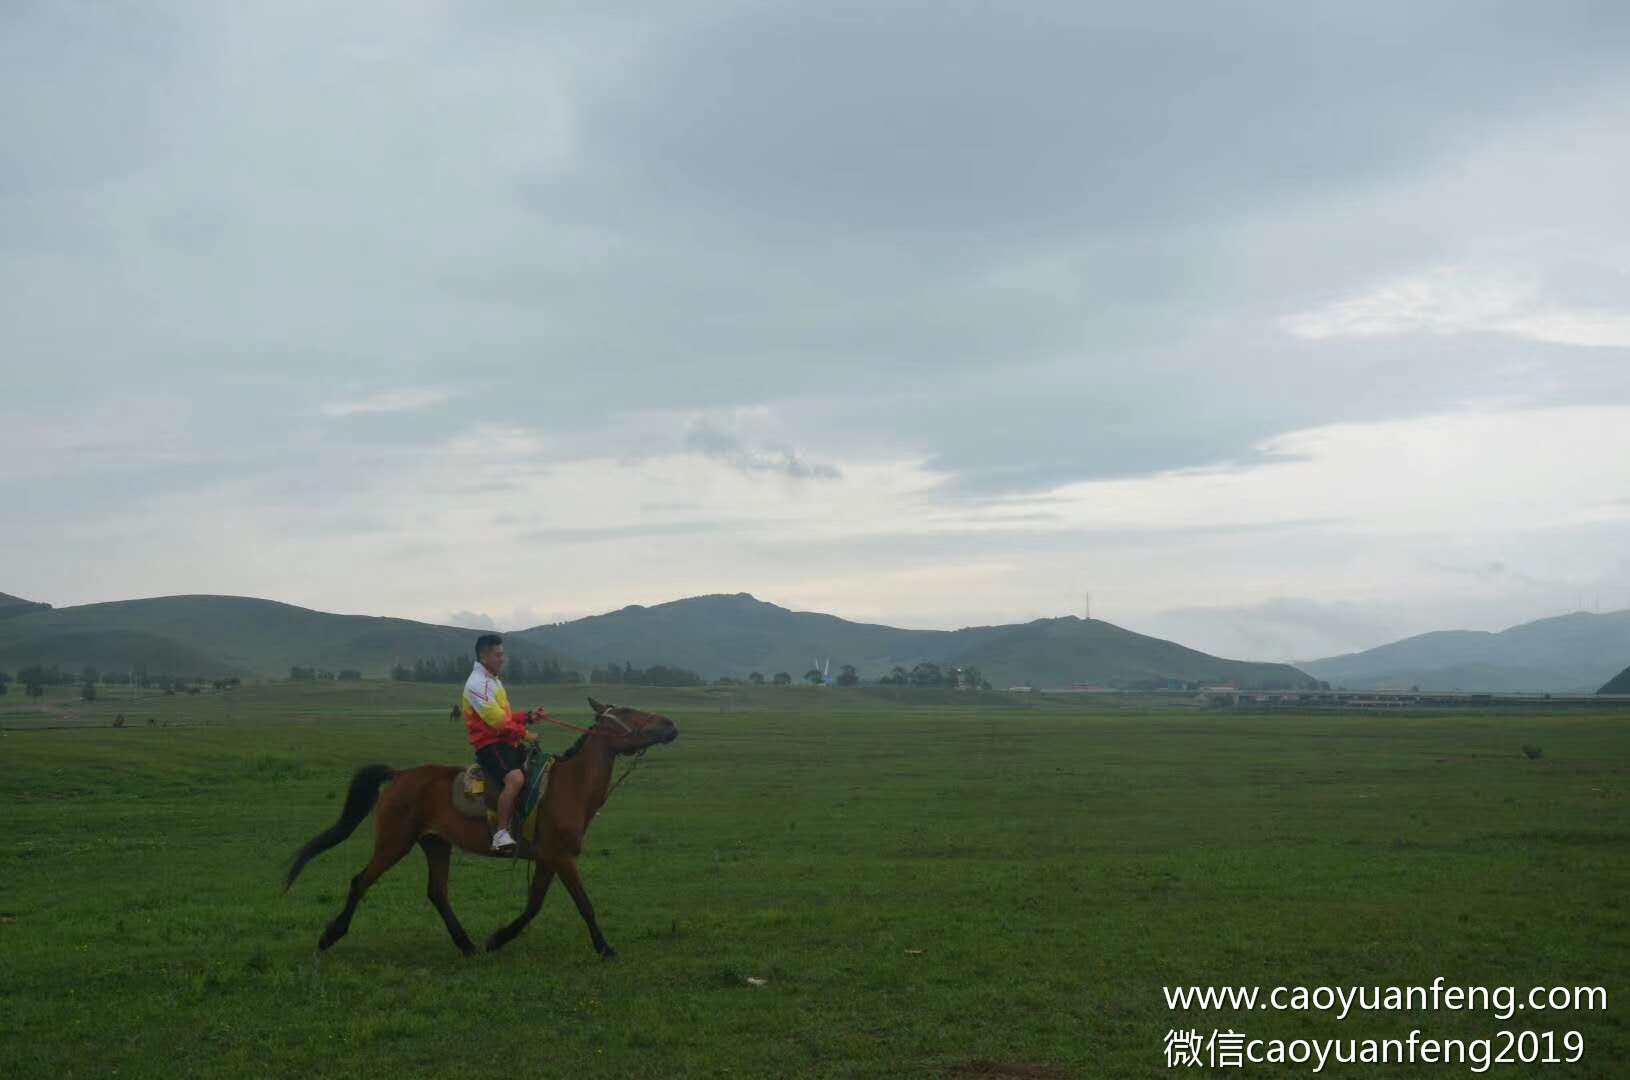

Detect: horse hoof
[485,934,507,953]
[600,946,619,961]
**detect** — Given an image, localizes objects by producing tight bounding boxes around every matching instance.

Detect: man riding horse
[286,692,678,958]
[463,633,550,853]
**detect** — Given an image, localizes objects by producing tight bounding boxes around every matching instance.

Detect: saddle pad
[518,754,554,821]
[451,764,489,819]
[450,757,555,823]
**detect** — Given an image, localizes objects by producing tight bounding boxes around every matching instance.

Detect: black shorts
[476,743,524,780]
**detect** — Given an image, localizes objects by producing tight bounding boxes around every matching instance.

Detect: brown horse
[285,697,677,959]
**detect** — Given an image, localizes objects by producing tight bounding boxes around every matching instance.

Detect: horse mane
[555,732,590,762]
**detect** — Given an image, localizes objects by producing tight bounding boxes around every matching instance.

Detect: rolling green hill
[0,595,576,679]
[0,628,225,677]
[515,593,1314,689]
[1302,610,1630,692]
[0,590,1315,688]
[941,615,1314,689]
[0,591,51,620]
[514,593,982,682]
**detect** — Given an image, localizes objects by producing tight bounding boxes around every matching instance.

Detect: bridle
[592,706,635,736]
[531,704,661,795]
[583,704,654,797]
[534,705,635,739]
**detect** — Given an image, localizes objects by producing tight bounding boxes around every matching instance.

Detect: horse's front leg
[556,855,615,959]
[485,860,555,952]
[419,836,477,956]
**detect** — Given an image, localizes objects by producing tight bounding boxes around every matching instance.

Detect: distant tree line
[877,662,990,690]
[391,656,583,684]
[590,661,703,687]
[291,666,364,682]
[392,656,713,687]
[731,663,993,689]
[0,665,242,699]
[14,664,74,688]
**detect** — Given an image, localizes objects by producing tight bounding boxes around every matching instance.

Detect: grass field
[2,681,1625,1078]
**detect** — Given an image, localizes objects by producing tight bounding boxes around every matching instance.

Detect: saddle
[451,764,498,819]
[451,755,555,829]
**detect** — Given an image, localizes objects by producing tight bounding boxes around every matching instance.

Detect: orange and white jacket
[462,662,532,749]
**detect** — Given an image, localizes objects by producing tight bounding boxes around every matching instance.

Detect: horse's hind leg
[485,861,555,953]
[419,836,476,956]
[317,831,414,950]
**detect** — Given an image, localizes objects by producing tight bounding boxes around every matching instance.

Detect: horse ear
[587,696,605,714]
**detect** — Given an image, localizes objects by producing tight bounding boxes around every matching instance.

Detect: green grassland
[1,682,1625,1078]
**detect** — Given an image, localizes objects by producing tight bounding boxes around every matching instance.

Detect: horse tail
[284,764,395,890]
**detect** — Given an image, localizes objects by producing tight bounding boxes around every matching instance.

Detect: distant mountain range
[0,590,1314,690]
[510,592,1314,689]
[1301,610,1630,693]
[0,594,575,679]
[1598,664,1630,694]
[0,591,52,619]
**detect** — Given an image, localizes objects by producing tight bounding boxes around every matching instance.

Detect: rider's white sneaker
[491,828,517,853]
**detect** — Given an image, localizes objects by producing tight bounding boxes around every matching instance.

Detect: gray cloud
[443,607,560,632]
[684,418,841,480]
[524,520,747,543]
[445,610,499,631]
[1421,558,1546,587]
[577,2,1626,243]
[1135,598,1414,665]
[321,388,453,418]
[3,1,1629,645]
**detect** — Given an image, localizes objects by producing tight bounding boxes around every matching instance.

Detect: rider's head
[475,633,505,676]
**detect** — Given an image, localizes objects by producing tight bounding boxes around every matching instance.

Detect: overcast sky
[4,1,1629,661]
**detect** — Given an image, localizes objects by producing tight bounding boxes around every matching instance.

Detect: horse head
[587,696,678,753]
